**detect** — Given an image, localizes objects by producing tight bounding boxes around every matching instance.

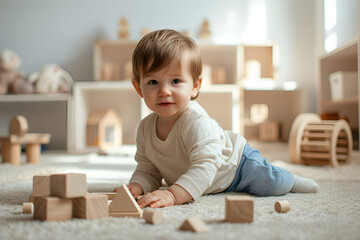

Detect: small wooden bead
[143,208,163,224]
[23,202,34,214]
[274,200,290,213]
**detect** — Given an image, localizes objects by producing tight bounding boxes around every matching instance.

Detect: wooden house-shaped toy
[86,109,122,151]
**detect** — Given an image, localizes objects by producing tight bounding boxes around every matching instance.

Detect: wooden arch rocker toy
[289,113,353,167]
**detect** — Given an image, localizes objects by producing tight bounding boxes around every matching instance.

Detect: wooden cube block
[34,196,73,221]
[259,121,279,141]
[225,196,254,223]
[50,173,87,198]
[33,174,51,195]
[143,208,163,225]
[73,194,108,220]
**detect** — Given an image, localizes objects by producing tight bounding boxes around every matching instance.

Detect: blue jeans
[224,143,294,196]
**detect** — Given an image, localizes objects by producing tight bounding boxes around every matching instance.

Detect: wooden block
[274,200,290,213]
[33,174,51,195]
[179,216,208,233]
[225,196,254,223]
[9,115,28,135]
[143,208,163,225]
[23,202,34,214]
[26,143,41,164]
[29,194,36,203]
[259,121,280,141]
[108,184,142,218]
[50,173,87,198]
[73,194,108,220]
[34,196,73,221]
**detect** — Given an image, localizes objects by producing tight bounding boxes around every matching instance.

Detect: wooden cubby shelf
[319,35,360,149]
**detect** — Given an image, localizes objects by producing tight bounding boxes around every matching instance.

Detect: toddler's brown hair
[132,29,203,90]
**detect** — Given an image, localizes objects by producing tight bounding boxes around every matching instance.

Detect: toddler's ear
[132,79,143,97]
[191,76,202,98]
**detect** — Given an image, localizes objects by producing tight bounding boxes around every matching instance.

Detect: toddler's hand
[137,190,175,209]
[114,182,143,199]
[128,182,143,198]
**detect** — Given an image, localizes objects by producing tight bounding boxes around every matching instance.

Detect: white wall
[0,0,359,113]
[324,0,360,52]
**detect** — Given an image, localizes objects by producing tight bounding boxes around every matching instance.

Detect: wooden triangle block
[179,216,208,233]
[108,184,142,218]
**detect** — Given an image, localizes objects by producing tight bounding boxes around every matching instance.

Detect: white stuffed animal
[29,64,73,93]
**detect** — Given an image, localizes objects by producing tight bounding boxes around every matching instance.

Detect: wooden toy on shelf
[259,121,280,141]
[179,216,208,233]
[211,67,226,84]
[101,62,120,81]
[143,208,163,225]
[225,196,254,223]
[289,113,353,167]
[108,184,142,218]
[199,19,211,39]
[274,200,290,213]
[86,108,123,154]
[0,115,51,165]
[124,61,133,80]
[118,16,129,39]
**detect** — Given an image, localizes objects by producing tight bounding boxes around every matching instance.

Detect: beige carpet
[0,142,360,240]
[0,180,359,240]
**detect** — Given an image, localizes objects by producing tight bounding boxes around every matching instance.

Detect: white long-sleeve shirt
[129,101,246,200]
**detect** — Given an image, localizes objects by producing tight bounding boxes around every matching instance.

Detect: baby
[114,29,318,208]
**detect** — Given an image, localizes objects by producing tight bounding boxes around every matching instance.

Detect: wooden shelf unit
[70,81,147,153]
[199,44,241,84]
[241,43,278,80]
[243,89,304,141]
[71,81,241,153]
[319,36,359,149]
[94,40,137,81]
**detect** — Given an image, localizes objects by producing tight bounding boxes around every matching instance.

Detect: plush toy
[28,64,73,93]
[0,49,34,94]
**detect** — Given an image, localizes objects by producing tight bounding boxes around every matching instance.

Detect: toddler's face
[133,52,201,120]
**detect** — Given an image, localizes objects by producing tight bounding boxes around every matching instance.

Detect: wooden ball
[274,200,290,213]
[9,115,28,135]
[143,208,163,224]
